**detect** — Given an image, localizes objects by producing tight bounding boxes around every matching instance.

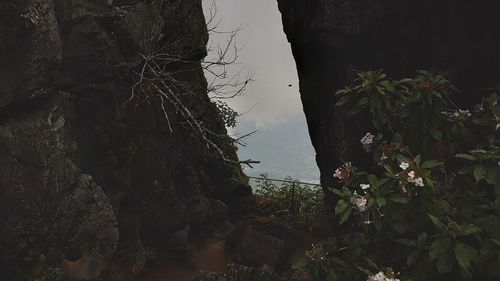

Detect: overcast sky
[202,0,303,128]
[201,0,319,181]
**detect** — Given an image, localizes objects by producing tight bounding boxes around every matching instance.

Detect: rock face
[0,0,251,279]
[277,0,500,210]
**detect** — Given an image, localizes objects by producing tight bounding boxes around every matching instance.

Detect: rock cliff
[0,0,251,279]
[277,0,500,210]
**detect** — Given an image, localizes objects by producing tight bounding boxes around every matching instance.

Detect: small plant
[294,70,500,281]
[254,174,323,224]
[145,246,160,264]
[33,267,65,281]
[21,7,40,26]
[214,100,238,128]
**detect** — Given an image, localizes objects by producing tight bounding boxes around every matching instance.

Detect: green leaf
[480,241,496,260]
[367,175,378,186]
[437,252,453,274]
[455,153,477,161]
[376,197,386,207]
[339,207,352,224]
[490,238,500,247]
[330,257,347,267]
[374,178,392,189]
[326,271,337,281]
[429,237,452,260]
[430,128,443,140]
[356,97,369,107]
[357,266,372,276]
[384,165,395,176]
[418,233,428,247]
[335,200,349,215]
[331,188,344,197]
[454,243,472,272]
[336,97,350,106]
[428,214,447,231]
[390,196,408,204]
[486,166,500,185]
[421,160,444,169]
[365,258,379,270]
[407,250,420,266]
[396,238,416,247]
[292,258,308,269]
[393,224,406,234]
[414,155,422,165]
[474,164,487,182]
[458,165,475,175]
[458,224,482,236]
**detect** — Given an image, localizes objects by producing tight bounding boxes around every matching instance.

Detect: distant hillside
[233,118,320,183]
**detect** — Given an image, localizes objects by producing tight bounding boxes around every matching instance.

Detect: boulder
[226,215,299,269]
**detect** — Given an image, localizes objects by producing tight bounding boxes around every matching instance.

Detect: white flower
[414,177,424,187]
[361,132,375,152]
[442,109,472,119]
[458,109,472,117]
[361,132,375,145]
[367,272,386,281]
[360,183,370,190]
[367,271,400,281]
[399,161,409,170]
[496,123,500,130]
[407,170,415,181]
[333,168,342,179]
[351,194,367,212]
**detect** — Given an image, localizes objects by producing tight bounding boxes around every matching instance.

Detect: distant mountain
[232,118,320,183]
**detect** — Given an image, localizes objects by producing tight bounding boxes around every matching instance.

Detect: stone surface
[0,0,62,107]
[0,0,252,279]
[226,214,299,269]
[0,96,118,279]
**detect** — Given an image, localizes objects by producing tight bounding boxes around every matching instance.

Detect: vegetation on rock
[293,70,500,281]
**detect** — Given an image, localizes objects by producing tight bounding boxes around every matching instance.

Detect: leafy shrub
[254,174,323,224]
[33,268,65,281]
[295,70,500,281]
[214,100,239,128]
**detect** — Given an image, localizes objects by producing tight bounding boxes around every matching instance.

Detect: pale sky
[202,0,303,128]
[201,0,319,181]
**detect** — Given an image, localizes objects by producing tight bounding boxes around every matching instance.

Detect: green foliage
[295,70,500,281]
[33,268,65,281]
[214,100,238,128]
[254,174,323,224]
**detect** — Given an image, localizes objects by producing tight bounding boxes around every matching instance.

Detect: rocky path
[123,237,229,281]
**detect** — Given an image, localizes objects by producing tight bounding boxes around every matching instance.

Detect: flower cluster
[441,109,472,119]
[361,132,375,151]
[305,243,328,262]
[350,183,381,224]
[351,192,368,212]
[333,162,353,183]
[367,271,400,281]
[399,161,424,187]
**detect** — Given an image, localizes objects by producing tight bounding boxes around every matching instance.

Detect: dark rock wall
[277,0,500,210]
[0,0,251,279]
